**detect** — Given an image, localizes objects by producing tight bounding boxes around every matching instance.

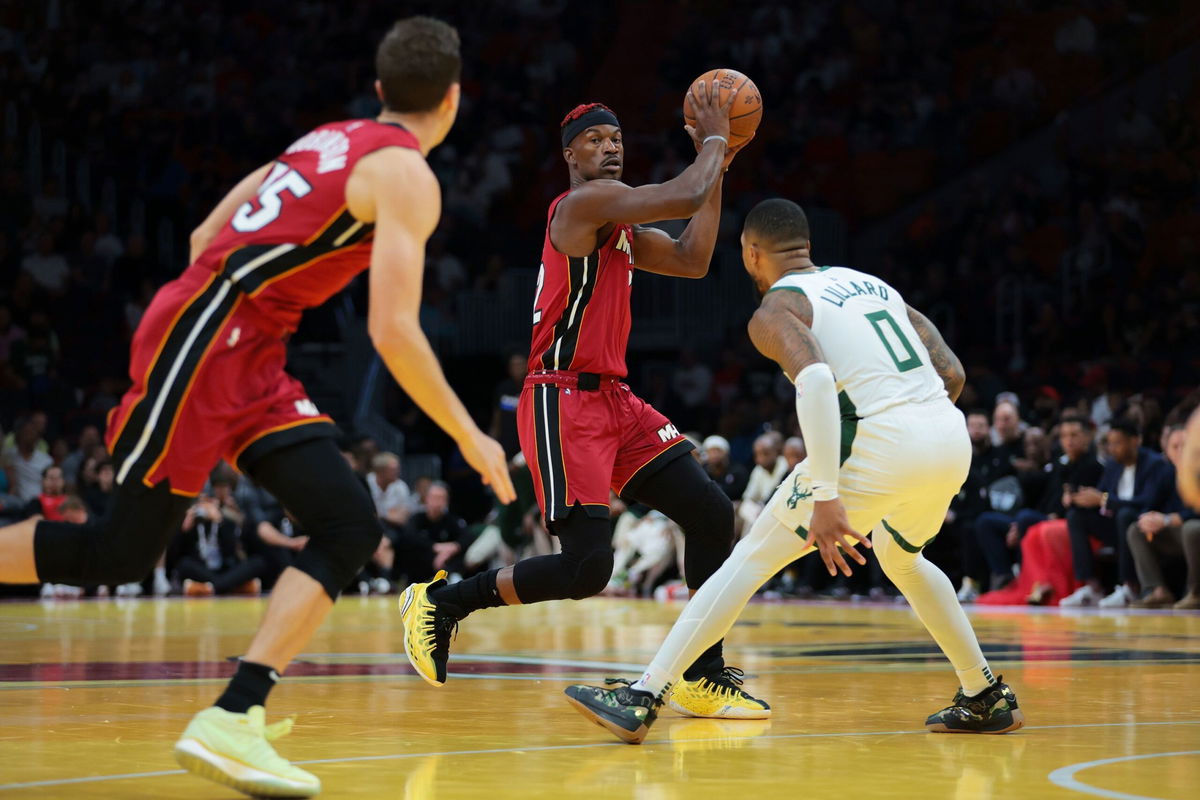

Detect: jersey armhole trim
[766,286,806,296]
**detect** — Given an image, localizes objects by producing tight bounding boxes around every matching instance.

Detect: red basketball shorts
[517,371,694,522]
[106,266,335,496]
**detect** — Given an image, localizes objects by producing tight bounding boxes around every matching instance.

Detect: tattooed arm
[746,289,826,379]
[748,289,870,576]
[906,305,965,403]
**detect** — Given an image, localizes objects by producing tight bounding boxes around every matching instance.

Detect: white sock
[631,664,674,697]
[154,566,166,581]
[956,664,997,697]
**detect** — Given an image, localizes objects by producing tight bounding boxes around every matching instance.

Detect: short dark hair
[967,408,991,421]
[1059,410,1093,430]
[1109,416,1141,439]
[743,198,810,246]
[376,17,461,113]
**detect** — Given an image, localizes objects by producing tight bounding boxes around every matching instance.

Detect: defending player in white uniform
[564,198,1024,744]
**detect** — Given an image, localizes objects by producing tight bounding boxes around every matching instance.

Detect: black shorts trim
[618,438,695,501]
[237,420,339,474]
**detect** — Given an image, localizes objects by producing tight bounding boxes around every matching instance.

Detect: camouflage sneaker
[564,680,662,744]
[925,677,1025,734]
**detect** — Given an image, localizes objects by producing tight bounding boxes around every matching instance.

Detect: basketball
[683,68,762,149]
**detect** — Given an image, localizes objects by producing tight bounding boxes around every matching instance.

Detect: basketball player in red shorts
[0,18,512,798]
[400,82,770,719]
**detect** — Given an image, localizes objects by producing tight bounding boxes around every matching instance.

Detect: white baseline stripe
[117,280,233,484]
[1,720,1196,792]
[1047,750,1200,800]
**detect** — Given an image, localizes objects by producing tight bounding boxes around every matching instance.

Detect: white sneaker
[153,572,172,597]
[116,582,143,597]
[1060,585,1102,607]
[174,706,320,797]
[370,577,391,595]
[1098,584,1134,608]
[39,583,55,599]
[957,578,980,603]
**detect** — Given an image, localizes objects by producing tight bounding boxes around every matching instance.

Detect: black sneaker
[925,677,1024,734]
[564,680,662,744]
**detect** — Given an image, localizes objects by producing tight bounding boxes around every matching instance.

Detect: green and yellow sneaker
[925,677,1025,734]
[564,681,662,744]
[173,705,320,798]
[668,666,771,720]
[399,570,456,687]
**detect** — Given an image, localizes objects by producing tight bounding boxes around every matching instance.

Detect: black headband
[561,108,621,148]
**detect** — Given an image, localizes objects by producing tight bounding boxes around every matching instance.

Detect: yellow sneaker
[399,570,455,687]
[173,705,320,798]
[667,666,771,720]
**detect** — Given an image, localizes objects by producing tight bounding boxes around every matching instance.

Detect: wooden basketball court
[1,596,1197,798]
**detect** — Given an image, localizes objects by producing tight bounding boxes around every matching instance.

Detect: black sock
[215,660,279,713]
[683,641,725,681]
[428,569,504,618]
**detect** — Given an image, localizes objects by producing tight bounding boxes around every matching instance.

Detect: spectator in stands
[1061,418,1168,607]
[391,481,472,584]
[22,464,67,521]
[59,495,88,525]
[20,234,69,294]
[990,399,1024,456]
[175,489,266,597]
[254,509,309,591]
[2,418,53,502]
[737,432,788,535]
[488,352,526,460]
[367,451,412,527]
[977,414,1102,594]
[1127,425,1200,609]
[59,424,101,490]
[81,458,115,519]
[702,435,748,502]
[951,410,1015,602]
[783,436,806,471]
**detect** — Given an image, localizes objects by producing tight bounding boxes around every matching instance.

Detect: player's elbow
[367,311,419,355]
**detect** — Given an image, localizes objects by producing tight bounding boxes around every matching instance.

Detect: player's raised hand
[805,498,871,577]
[459,427,517,504]
[684,79,735,150]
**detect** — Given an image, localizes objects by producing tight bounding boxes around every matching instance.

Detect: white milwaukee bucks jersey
[768,266,947,418]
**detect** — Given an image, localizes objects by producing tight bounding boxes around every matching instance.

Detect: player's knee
[875,540,918,578]
[566,546,613,599]
[680,478,734,547]
[292,498,383,600]
[36,518,162,585]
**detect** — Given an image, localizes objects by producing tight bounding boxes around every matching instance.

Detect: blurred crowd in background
[1,1,1198,605]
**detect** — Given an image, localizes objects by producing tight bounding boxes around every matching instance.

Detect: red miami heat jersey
[528,191,635,377]
[196,119,420,331]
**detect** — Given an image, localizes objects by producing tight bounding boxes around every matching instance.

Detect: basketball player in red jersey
[0,18,512,798]
[400,83,769,719]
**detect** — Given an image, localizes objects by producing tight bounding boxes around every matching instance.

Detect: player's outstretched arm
[349,148,515,504]
[748,290,869,575]
[631,174,723,279]
[188,162,274,263]
[905,305,965,403]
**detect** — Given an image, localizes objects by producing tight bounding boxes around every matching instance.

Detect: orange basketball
[682,68,762,149]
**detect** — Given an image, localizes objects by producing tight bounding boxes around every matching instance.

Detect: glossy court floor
[0,596,1197,799]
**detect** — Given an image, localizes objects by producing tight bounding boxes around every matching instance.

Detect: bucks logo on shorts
[786,476,813,509]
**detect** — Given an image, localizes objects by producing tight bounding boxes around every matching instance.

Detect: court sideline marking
[1047,750,1199,800]
[0,719,1196,791]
